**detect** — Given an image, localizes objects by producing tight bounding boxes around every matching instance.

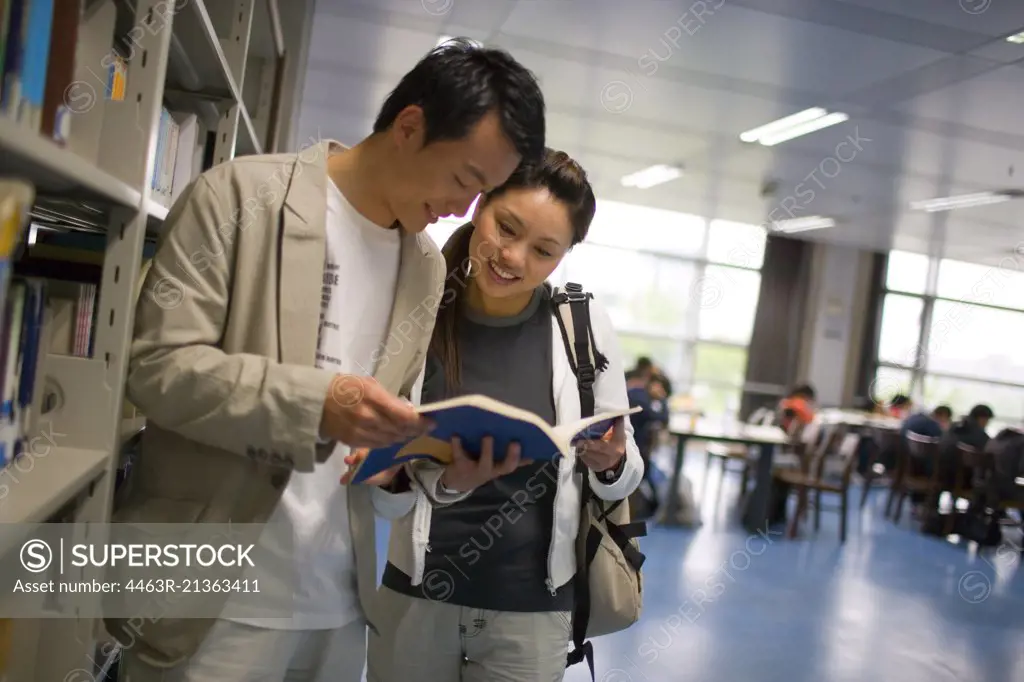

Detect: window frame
[873,251,1024,425]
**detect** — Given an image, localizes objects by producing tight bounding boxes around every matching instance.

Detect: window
[877,294,924,367]
[695,265,761,345]
[587,200,706,258]
[706,219,766,269]
[925,301,1024,385]
[936,257,1024,311]
[617,334,690,389]
[561,244,697,337]
[689,384,743,418]
[921,374,1024,424]
[876,249,1024,429]
[886,250,930,295]
[693,343,747,386]
[871,366,913,404]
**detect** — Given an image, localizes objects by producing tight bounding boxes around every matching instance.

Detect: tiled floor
[376,456,1024,682]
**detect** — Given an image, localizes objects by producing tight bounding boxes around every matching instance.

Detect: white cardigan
[381,296,644,593]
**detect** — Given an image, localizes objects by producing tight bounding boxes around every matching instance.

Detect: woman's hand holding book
[576,418,626,474]
[438,436,533,492]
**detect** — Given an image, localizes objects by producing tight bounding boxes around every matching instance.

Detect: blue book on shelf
[18,0,54,129]
[348,394,641,484]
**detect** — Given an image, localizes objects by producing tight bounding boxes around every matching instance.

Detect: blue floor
[376,458,1024,682]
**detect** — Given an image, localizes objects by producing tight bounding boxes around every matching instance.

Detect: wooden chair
[854,426,900,510]
[775,423,841,538]
[889,432,941,524]
[859,427,889,509]
[774,431,861,543]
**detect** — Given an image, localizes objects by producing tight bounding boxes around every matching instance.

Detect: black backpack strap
[552,283,649,679]
[552,283,609,681]
[551,283,608,421]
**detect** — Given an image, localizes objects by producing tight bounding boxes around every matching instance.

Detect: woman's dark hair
[373,38,545,164]
[649,373,673,397]
[430,148,596,390]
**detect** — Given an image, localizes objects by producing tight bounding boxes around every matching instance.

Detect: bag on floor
[552,283,647,680]
[628,483,656,521]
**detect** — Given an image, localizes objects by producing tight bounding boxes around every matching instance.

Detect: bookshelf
[0,0,297,680]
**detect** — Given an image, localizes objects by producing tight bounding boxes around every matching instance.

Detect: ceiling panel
[295,0,1024,267]
[502,1,948,96]
[837,0,1024,36]
[895,63,1024,137]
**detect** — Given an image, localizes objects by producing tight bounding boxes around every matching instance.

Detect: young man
[109,39,545,682]
[901,404,952,440]
[777,384,816,434]
[936,404,994,480]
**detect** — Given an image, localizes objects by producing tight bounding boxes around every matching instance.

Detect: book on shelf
[41,0,82,144]
[1,0,54,128]
[150,108,202,208]
[348,394,642,485]
[0,180,34,336]
[0,179,52,468]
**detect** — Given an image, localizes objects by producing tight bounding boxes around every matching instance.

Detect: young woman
[364,149,643,682]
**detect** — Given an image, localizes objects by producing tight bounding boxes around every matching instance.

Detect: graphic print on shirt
[317,260,344,369]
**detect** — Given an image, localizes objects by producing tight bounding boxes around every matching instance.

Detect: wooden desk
[662,417,790,529]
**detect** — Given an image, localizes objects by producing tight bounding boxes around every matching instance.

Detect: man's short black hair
[373,38,545,164]
[790,383,816,400]
[969,404,994,421]
[933,405,953,420]
[890,393,911,407]
[634,356,653,372]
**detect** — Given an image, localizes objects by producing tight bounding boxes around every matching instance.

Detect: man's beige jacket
[105,140,448,667]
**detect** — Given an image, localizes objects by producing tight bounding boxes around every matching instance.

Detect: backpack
[551,282,647,680]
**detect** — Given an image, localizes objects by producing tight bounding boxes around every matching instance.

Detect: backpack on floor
[551,283,647,680]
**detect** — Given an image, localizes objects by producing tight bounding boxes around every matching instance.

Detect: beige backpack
[551,283,647,679]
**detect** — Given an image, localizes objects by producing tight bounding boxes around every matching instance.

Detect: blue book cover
[348,394,641,484]
[18,0,55,129]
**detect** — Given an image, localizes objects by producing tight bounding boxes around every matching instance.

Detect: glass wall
[873,249,1024,431]
[426,199,766,417]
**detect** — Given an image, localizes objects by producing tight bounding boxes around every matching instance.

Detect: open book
[348,394,642,484]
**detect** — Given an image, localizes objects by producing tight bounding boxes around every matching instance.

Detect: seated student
[927,404,994,512]
[941,404,993,458]
[622,372,671,516]
[901,405,951,505]
[777,384,816,434]
[627,371,671,456]
[629,356,656,385]
[983,427,1024,507]
[888,393,914,420]
[902,404,953,440]
[366,149,643,682]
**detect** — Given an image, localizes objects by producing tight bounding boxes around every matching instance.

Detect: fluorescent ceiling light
[620,164,683,189]
[1007,31,1024,44]
[909,192,1012,212]
[758,112,850,146]
[771,216,835,233]
[740,108,826,143]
